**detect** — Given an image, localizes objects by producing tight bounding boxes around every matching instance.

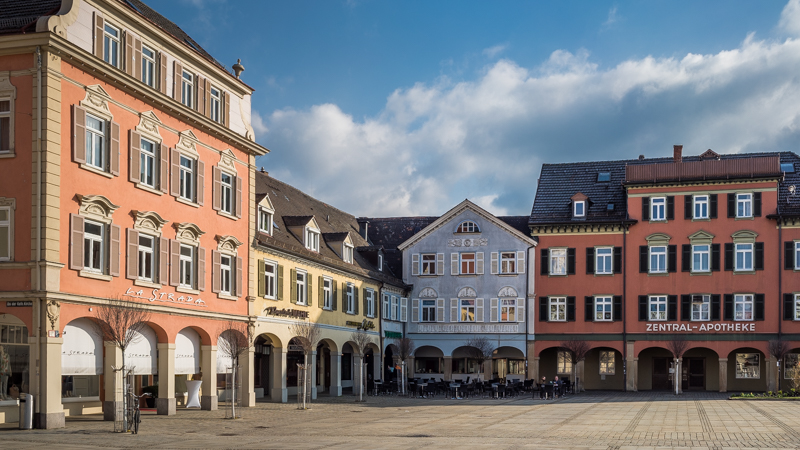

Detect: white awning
[216,332,234,374]
[175,328,200,375]
[125,325,158,375]
[62,318,103,376]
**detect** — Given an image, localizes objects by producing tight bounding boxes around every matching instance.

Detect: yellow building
[249,171,406,401]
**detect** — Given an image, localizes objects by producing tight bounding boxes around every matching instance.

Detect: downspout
[778,214,782,392]
[35,45,43,420]
[524,243,535,379]
[622,221,628,391]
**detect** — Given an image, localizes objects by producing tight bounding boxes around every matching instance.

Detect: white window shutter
[450,298,458,322]
[391,298,397,321]
[437,298,445,322]
[517,298,525,323]
[476,252,484,274]
[476,298,484,322]
[411,253,420,276]
[490,298,499,322]
[491,252,498,274]
[436,253,444,276]
[400,298,408,322]
[517,250,526,274]
[451,253,459,275]
[411,299,419,322]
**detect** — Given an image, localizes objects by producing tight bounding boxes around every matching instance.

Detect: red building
[530,147,800,393]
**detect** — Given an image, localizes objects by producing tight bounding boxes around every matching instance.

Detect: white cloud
[602,6,619,29]
[779,0,800,36]
[251,110,268,138]
[256,2,800,217]
[482,44,508,59]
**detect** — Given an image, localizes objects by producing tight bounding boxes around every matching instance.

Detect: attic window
[781,163,795,173]
[455,221,480,233]
[378,253,383,271]
[305,227,320,252]
[343,243,354,264]
[573,201,586,217]
[597,172,611,182]
[607,203,615,211]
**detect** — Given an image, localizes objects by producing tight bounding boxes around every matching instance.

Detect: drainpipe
[524,243,535,378]
[622,221,628,392]
[778,215,783,392]
[35,45,43,420]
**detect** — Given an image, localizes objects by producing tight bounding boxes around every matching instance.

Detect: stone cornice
[530,223,629,235]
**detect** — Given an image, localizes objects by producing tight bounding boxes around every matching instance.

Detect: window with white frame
[141,46,155,87]
[137,234,154,282]
[599,350,615,375]
[421,299,436,322]
[691,295,710,321]
[460,252,475,274]
[549,297,566,321]
[796,242,800,270]
[220,172,233,214]
[549,248,567,275]
[692,244,710,272]
[460,299,475,322]
[103,24,120,67]
[795,294,800,320]
[573,200,585,217]
[305,227,320,252]
[181,71,194,108]
[343,243,354,264]
[649,295,667,321]
[139,138,156,187]
[500,299,516,322]
[382,294,390,319]
[735,353,760,379]
[179,156,195,201]
[258,208,273,235]
[421,253,436,275]
[209,87,221,122]
[366,289,375,317]
[595,247,613,274]
[85,114,106,170]
[346,283,354,313]
[557,350,572,374]
[456,221,479,233]
[323,278,332,309]
[500,252,516,274]
[649,246,667,273]
[693,195,709,219]
[735,243,753,271]
[651,197,666,220]
[296,271,307,305]
[734,294,753,321]
[736,193,752,218]
[220,254,232,295]
[0,98,11,152]
[390,296,398,320]
[0,207,9,261]
[595,296,612,321]
[378,253,383,271]
[179,244,194,288]
[263,261,276,299]
[83,220,104,273]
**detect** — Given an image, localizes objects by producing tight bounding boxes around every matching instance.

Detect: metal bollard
[19,393,33,430]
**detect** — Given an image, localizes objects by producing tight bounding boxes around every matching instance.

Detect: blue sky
[156,0,800,216]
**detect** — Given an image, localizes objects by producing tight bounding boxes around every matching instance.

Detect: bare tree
[464,336,496,380]
[92,296,152,431]
[291,321,321,409]
[395,337,415,394]
[561,340,591,393]
[666,338,689,395]
[217,320,254,419]
[768,339,790,391]
[350,329,374,402]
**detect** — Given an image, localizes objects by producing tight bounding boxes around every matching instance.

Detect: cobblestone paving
[2,392,800,449]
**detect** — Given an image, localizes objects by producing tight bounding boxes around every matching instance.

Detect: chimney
[357,218,369,240]
[673,145,683,163]
[638,155,645,160]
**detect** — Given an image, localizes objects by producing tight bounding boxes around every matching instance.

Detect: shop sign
[263,307,309,319]
[288,344,305,352]
[417,323,519,333]
[346,319,376,330]
[646,322,756,332]
[384,331,403,339]
[5,301,32,307]
[123,287,208,307]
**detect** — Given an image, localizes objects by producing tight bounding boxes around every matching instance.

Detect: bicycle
[127,391,150,434]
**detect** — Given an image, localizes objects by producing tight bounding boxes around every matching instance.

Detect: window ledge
[176,197,200,208]
[0,261,30,269]
[0,399,19,406]
[594,273,614,277]
[649,219,668,223]
[134,279,162,289]
[733,270,756,275]
[418,274,440,278]
[692,218,711,222]
[79,270,112,281]
[647,272,669,277]
[177,286,201,295]
[218,293,237,301]
[548,274,568,277]
[457,274,478,277]
[690,271,712,276]
[263,295,277,301]
[80,163,114,179]
[135,182,165,196]
[216,210,238,221]
[498,273,520,277]
[61,396,100,403]
[0,151,15,159]
[735,216,755,221]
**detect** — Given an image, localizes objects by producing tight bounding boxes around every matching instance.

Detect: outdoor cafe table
[373,380,382,396]
[449,383,461,399]
[416,382,427,398]
[540,383,555,399]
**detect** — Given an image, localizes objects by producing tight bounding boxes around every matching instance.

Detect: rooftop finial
[233,58,245,79]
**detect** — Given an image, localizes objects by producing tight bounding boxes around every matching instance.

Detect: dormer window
[305,227,320,252]
[456,221,480,233]
[258,208,273,235]
[378,253,383,271]
[343,243,354,263]
[573,201,586,217]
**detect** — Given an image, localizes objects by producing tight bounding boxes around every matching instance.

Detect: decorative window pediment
[135,111,163,142]
[258,194,274,212]
[688,230,715,244]
[76,194,119,224]
[645,232,671,246]
[173,222,205,245]
[217,149,239,176]
[457,286,477,298]
[80,85,114,121]
[731,230,758,243]
[176,130,200,158]
[132,210,169,236]
[216,234,243,253]
[419,287,438,298]
[498,286,518,298]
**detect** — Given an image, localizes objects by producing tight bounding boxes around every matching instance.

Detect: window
[651,197,666,221]
[85,114,106,170]
[735,243,753,271]
[343,244,354,264]
[103,24,120,67]
[0,98,10,152]
[573,201,585,217]
[796,242,800,270]
[323,278,332,309]
[500,299,516,322]
[141,46,155,87]
[263,261,276,299]
[693,195,709,219]
[346,283,354,313]
[220,172,233,214]
[421,253,436,275]
[599,351,615,375]
[549,297,566,322]
[500,252,516,274]
[139,138,156,187]
[378,253,383,271]
[795,294,800,320]
[735,353,760,379]
[220,254,232,295]
[0,206,11,261]
[296,271,307,305]
[736,193,752,218]
[595,247,613,274]
[209,87,221,122]
[137,234,154,282]
[179,156,195,201]
[595,296,612,321]
[181,71,194,108]
[692,244,710,272]
[781,163,796,173]
[382,294,390,319]
[649,295,667,321]
[549,248,567,275]
[460,252,476,275]
[83,220,104,273]
[597,172,611,182]
[456,221,479,233]
[734,294,753,321]
[460,299,475,322]
[258,208,273,235]
[179,244,194,288]
[366,289,375,317]
[305,228,320,252]
[691,295,710,321]
[390,296,398,320]
[421,299,436,322]
[557,351,572,374]
[649,246,666,273]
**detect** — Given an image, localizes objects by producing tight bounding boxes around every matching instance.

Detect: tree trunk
[122,353,128,432]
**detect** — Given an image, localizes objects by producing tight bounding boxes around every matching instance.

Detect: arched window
[455,221,480,233]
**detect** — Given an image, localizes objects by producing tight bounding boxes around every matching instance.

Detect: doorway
[652,357,672,390]
[682,357,705,391]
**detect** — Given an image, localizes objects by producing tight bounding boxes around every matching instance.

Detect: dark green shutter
[638,296,648,321]
[709,194,718,218]
[613,296,622,321]
[566,297,575,321]
[684,195,692,219]
[680,295,691,321]
[277,265,284,300]
[754,294,765,321]
[318,276,324,308]
[711,295,721,321]
[667,295,677,321]
[584,296,593,322]
[785,242,795,270]
[539,297,548,322]
[681,245,691,272]
[585,248,595,274]
[289,268,296,304]
[257,259,265,297]
[332,281,338,311]
[354,286,359,315]
[306,274,312,306]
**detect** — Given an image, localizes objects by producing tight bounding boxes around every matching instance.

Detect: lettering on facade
[5,301,33,307]
[346,319,376,330]
[384,331,403,339]
[61,350,95,356]
[645,323,756,333]
[123,287,208,308]
[417,323,519,333]
[447,238,488,247]
[263,307,309,320]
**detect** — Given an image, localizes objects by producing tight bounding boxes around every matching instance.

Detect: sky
[154,0,800,217]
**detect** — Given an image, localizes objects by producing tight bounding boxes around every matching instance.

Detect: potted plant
[142,385,158,408]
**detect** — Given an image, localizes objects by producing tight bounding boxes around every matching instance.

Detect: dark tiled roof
[322,232,350,242]
[497,216,532,236]
[254,172,406,288]
[0,0,60,34]
[776,152,800,217]
[282,216,313,227]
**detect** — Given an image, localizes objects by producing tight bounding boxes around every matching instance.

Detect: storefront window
[61,318,102,400]
[557,350,573,374]
[599,351,615,375]
[508,359,525,375]
[0,321,29,401]
[414,357,441,374]
[735,353,760,379]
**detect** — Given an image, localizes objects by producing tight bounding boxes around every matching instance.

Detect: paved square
[2,392,800,449]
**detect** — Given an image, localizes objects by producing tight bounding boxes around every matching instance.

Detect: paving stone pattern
[2,392,800,449]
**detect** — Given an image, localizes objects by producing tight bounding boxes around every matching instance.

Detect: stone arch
[255,332,283,349]
[318,337,338,353]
